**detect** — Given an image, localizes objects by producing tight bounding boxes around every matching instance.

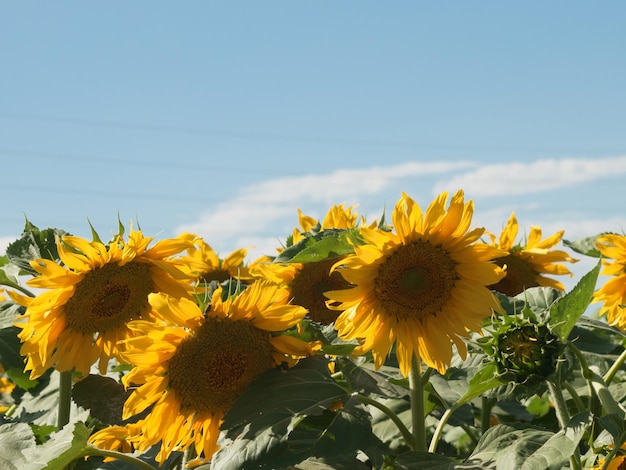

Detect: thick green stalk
[57,369,73,430]
[409,354,426,452]
[604,347,626,385]
[547,379,581,470]
[480,396,495,434]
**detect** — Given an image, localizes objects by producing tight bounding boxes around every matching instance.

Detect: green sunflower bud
[480,317,563,393]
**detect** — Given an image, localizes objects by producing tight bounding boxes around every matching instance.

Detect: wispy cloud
[175,160,476,258]
[434,156,626,196]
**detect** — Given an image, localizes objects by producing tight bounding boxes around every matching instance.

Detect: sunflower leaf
[5,221,67,276]
[519,412,592,470]
[338,357,409,398]
[563,234,607,258]
[0,325,26,374]
[72,375,132,425]
[215,356,352,470]
[273,229,360,263]
[550,261,601,343]
[467,424,553,468]
[457,362,507,406]
[0,255,23,291]
[0,422,36,470]
[23,420,92,470]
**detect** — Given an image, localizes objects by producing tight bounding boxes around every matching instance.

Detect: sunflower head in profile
[251,204,365,325]
[290,203,363,246]
[12,227,194,379]
[325,190,506,376]
[116,280,311,466]
[486,212,578,297]
[593,233,626,329]
[251,257,353,325]
[178,235,253,285]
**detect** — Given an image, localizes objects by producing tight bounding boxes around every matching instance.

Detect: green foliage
[550,261,601,342]
[5,220,68,276]
[0,422,36,470]
[273,228,362,263]
[563,234,606,258]
[72,375,130,426]
[0,218,625,470]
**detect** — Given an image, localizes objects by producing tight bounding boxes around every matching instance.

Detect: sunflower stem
[547,378,582,470]
[408,355,427,452]
[356,393,414,450]
[428,404,455,453]
[57,369,73,430]
[0,281,35,298]
[480,396,495,434]
[603,346,626,386]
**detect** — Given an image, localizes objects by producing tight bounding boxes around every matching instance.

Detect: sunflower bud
[480,317,563,393]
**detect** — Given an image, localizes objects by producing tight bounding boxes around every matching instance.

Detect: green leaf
[0,256,23,291]
[0,299,24,329]
[520,412,592,470]
[273,229,360,263]
[338,357,408,398]
[468,424,553,469]
[0,326,26,373]
[213,357,350,470]
[24,421,92,470]
[6,221,68,276]
[550,262,601,342]
[563,234,607,258]
[12,370,61,427]
[72,375,131,425]
[287,396,380,462]
[394,451,466,469]
[0,422,37,470]
[457,363,507,406]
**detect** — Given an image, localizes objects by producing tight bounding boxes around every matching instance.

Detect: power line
[0,110,420,148]
[1,110,607,154]
[0,147,291,175]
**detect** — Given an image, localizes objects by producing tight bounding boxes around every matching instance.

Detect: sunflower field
[0,190,625,469]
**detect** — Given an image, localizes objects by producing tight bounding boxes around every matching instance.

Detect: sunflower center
[64,262,154,333]
[490,255,539,297]
[374,241,456,321]
[290,257,352,325]
[167,317,273,414]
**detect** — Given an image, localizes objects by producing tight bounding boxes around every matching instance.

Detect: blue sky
[2,2,625,291]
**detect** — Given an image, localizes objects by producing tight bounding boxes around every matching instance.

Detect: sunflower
[486,212,578,296]
[324,190,506,376]
[291,203,362,246]
[593,233,626,329]
[116,281,311,465]
[251,204,362,325]
[87,422,142,462]
[251,257,353,325]
[178,235,253,284]
[13,228,194,379]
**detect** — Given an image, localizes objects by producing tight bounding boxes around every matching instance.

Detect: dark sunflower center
[374,241,456,321]
[200,268,231,284]
[490,254,539,297]
[64,262,154,333]
[167,317,273,414]
[290,257,352,325]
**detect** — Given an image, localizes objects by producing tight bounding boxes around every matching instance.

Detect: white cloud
[434,155,626,196]
[175,160,476,259]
